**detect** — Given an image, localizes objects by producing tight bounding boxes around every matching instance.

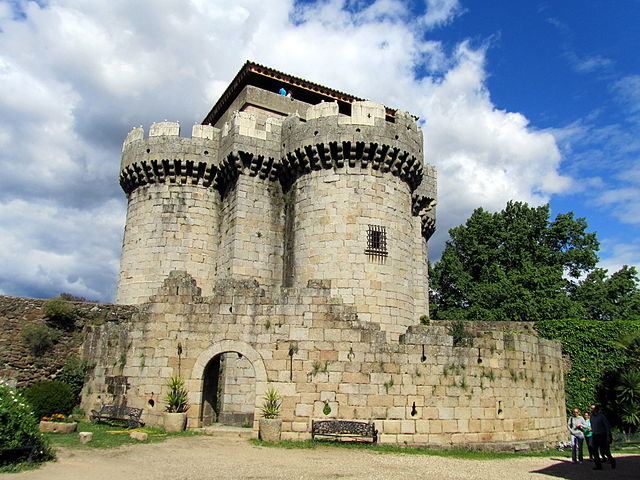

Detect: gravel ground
[8,435,639,480]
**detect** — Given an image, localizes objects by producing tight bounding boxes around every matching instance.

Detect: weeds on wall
[21,324,59,356]
[42,297,76,330]
[310,360,329,378]
[448,320,468,346]
[383,378,394,393]
[58,355,95,403]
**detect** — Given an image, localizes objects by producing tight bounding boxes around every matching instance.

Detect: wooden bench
[311,420,378,443]
[0,440,36,466]
[90,405,144,428]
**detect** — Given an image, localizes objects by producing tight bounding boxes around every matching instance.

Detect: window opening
[365,225,388,260]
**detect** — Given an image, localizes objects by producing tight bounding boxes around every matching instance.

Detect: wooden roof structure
[201,61,395,125]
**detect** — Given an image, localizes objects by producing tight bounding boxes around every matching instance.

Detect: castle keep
[81,62,566,447]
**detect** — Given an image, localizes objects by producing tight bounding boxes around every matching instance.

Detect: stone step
[196,424,255,439]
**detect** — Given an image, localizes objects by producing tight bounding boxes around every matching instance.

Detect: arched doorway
[192,340,268,429]
[200,351,256,427]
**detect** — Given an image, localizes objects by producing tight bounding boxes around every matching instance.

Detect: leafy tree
[571,266,640,321]
[431,201,599,322]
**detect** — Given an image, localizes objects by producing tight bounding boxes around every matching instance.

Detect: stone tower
[84,63,566,447]
[116,61,437,339]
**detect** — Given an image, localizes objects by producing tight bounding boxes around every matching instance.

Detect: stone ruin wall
[0,295,136,387]
[81,273,566,448]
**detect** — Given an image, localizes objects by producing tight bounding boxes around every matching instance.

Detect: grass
[249,439,578,460]
[44,421,198,450]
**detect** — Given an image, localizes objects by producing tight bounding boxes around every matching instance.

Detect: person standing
[590,404,616,470]
[583,412,597,462]
[567,408,587,463]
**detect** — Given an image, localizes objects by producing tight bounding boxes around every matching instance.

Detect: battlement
[122,122,220,150]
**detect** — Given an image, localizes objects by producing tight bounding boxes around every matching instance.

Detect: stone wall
[116,95,437,340]
[0,295,136,387]
[289,169,421,339]
[117,183,221,304]
[82,273,566,449]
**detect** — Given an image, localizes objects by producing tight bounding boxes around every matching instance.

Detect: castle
[80,62,566,447]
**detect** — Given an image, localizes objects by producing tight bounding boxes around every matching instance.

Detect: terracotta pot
[259,418,282,442]
[164,412,187,432]
[39,421,77,434]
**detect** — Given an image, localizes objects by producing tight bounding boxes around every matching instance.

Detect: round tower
[280,101,436,338]
[116,122,221,304]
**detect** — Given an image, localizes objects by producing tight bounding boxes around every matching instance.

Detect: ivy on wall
[535,319,640,415]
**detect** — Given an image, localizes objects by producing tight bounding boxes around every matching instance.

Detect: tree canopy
[430,201,640,322]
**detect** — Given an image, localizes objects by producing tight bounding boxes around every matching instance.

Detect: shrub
[23,381,75,420]
[0,380,53,467]
[42,297,75,330]
[21,324,59,356]
[58,356,95,404]
[448,320,467,346]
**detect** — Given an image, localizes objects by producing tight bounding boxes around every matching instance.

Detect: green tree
[431,201,599,322]
[571,266,640,321]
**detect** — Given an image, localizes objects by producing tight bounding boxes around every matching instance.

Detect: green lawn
[249,439,640,460]
[44,421,198,450]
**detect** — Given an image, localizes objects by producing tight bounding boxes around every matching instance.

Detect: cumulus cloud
[421,0,464,28]
[598,241,640,277]
[0,0,572,301]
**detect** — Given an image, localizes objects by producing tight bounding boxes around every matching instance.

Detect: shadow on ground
[531,455,639,479]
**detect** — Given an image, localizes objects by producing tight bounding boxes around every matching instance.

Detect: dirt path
[7,436,638,480]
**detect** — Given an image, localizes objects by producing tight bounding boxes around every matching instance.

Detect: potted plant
[258,387,282,442]
[39,413,78,434]
[163,376,190,432]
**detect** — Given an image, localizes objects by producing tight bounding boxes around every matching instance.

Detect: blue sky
[0,0,638,302]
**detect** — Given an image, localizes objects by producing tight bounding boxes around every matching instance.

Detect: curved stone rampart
[84,273,567,447]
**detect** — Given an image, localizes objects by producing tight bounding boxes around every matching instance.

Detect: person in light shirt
[567,408,587,463]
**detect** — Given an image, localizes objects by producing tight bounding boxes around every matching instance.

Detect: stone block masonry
[0,295,136,387]
[116,92,436,338]
[90,62,566,448]
[82,272,566,448]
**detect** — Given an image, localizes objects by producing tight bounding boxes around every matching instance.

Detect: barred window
[365,225,387,259]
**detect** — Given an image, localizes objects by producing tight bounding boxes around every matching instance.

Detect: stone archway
[191,341,268,428]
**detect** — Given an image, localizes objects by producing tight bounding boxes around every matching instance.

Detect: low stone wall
[81,272,566,448]
[0,295,136,387]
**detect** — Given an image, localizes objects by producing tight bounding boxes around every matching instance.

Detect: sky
[0,0,638,303]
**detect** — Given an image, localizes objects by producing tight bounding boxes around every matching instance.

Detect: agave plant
[261,387,281,419]
[164,376,190,413]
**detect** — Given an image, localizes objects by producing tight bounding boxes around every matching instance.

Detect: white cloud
[571,54,613,74]
[613,74,640,114]
[421,0,463,28]
[598,241,640,276]
[0,0,573,300]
